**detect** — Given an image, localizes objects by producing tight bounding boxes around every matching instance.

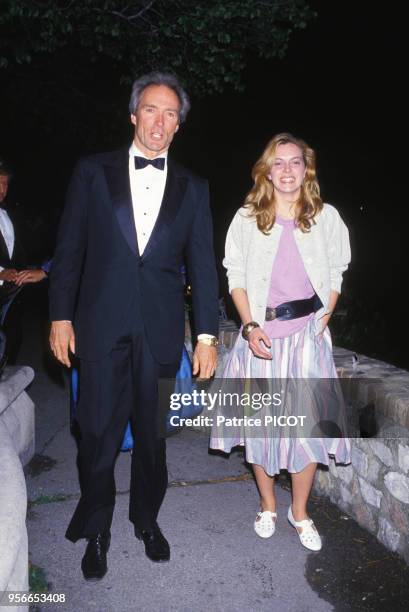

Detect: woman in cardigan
[210,133,351,551]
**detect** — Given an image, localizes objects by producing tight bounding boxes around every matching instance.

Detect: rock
[313,467,331,494]
[366,457,381,485]
[337,463,354,485]
[352,447,368,478]
[384,472,409,504]
[353,498,376,533]
[368,440,393,467]
[398,444,409,474]
[377,518,401,552]
[328,459,338,478]
[339,483,353,505]
[358,477,382,508]
[381,492,409,535]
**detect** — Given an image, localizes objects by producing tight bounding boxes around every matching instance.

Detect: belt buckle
[265,307,277,321]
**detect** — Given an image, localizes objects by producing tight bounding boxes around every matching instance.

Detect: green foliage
[28,562,48,592]
[29,493,69,505]
[0,0,315,95]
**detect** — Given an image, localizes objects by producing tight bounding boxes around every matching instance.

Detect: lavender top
[263,217,315,338]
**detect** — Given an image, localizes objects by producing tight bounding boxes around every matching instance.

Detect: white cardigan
[223,203,351,334]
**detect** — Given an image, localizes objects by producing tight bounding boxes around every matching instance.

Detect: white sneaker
[254,510,277,538]
[287,506,322,551]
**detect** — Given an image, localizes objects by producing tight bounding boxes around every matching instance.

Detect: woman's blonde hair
[244,132,323,233]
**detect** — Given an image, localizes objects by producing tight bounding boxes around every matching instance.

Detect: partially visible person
[0,159,25,289]
[0,158,49,288]
[210,133,351,551]
[0,158,26,362]
[0,158,48,362]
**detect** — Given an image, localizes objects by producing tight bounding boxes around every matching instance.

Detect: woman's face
[268,142,306,199]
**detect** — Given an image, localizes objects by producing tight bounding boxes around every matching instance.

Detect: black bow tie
[134,156,165,171]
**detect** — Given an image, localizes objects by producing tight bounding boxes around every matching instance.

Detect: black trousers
[65,328,178,542]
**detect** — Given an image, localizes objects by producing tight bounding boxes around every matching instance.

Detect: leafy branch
[0,0,315,94]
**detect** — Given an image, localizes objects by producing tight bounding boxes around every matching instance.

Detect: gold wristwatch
[242,321,260,340]
[198,337,219,347]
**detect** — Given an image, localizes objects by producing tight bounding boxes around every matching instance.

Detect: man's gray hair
[129,72,190,123]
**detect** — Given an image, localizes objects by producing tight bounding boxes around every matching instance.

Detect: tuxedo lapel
[141,159,187,261]
[0,212,12,266]
[0,234,9,263]
[103,149,139,257]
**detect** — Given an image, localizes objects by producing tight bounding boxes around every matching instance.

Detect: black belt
[265,294,323,321]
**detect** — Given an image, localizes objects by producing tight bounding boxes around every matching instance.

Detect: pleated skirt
[209,319,351,476]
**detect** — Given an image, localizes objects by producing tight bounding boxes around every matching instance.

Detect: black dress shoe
[81,532,111,580]
[134,523,170,562]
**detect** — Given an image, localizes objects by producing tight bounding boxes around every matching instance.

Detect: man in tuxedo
[49,72,219,580]
[0,159,26,362]
[0,159,48,361]
[0,160,25,289]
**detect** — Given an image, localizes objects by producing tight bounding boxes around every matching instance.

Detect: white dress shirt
[0,207,15,284]
[128,143,168,255]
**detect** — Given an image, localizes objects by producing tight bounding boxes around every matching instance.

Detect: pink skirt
[209,319,351,476]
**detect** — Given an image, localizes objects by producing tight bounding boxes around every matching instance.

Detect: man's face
[130,84,180,158]
[0,175,9,204]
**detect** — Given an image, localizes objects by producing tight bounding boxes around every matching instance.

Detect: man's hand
[49,321,76,367]
[0,268,18,282]
[14,269,47,286]
[247,327,272,360]
[192,343,217,379]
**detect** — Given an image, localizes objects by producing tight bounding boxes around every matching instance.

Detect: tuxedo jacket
[0,206,26,270]
[49,147,219,363]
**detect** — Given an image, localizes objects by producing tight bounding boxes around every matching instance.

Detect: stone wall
[314,347,409,564]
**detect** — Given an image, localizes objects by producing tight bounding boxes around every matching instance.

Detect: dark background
[1,2,407,367]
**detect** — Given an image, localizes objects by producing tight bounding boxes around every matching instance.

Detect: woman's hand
[247,327,272,359]
[319,313,331,334]
[319,292,338,337]
[14,269,47,286]
[0,268,18,282]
